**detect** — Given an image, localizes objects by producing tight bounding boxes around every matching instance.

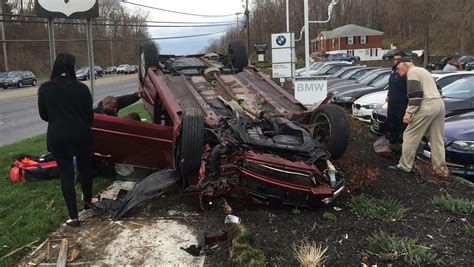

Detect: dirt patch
[21,118,474,266]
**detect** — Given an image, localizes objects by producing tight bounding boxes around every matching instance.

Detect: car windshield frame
[442,78,474,99]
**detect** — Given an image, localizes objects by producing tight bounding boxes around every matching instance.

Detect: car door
[92,113,177,170]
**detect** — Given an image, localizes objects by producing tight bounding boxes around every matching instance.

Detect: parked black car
[371,76,474,134]
[327,67,378,88]
[0,71,37,89]
[329,68,391,94]
[418,111,474,180]
[327,53,360,63]
[331,72,391,108]
[382,50,418,61]
[75,68,98,81]
[426,56,459,71]
[465,61,474,71]
[458,55,474,70]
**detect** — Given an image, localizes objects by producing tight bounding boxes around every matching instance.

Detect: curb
[0,75,138,101]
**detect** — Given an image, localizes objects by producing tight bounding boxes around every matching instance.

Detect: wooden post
[56,239,68,267]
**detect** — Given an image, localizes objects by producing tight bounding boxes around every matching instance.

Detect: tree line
[207,0,474,63]
[0,0,151,77]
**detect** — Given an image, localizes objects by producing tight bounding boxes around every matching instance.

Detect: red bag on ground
[9,153,59,182]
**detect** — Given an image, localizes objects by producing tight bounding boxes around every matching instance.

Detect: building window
[348,36,354,45]
[332,39,336,48]
[361,36,367,44]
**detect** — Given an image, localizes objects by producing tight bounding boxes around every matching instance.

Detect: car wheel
[383,57,388,61]
[139,41,160,85]
[350,59,356,63]
[311,104,351,159]
[228,40,248,73]
[32,80,37,86]
[178,108,204,174]
[18,81,23,88]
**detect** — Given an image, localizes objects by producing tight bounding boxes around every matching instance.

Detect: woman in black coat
[38,53,94,227]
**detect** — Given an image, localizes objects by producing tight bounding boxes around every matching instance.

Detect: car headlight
[362,103,381,109]
[450,141,474,151]
[381,102,388,109]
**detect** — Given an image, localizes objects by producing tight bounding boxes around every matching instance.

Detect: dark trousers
[386,108,407,144]
[55,154,93,220]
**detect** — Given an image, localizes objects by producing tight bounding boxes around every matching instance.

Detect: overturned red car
[91,41,351,218]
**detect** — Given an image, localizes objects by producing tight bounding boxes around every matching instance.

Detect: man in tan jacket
[390,57,449,177]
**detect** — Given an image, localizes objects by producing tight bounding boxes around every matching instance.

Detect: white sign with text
[294,78,328,106]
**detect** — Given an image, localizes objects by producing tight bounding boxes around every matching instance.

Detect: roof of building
[313,24,384,41]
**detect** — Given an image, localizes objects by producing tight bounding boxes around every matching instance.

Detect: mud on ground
[21,118,473,266]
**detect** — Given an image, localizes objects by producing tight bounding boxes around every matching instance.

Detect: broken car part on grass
[92,40,351,219]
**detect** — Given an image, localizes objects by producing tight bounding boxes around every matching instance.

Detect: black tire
[311,104,351,159]
[18,81,23,88]
[350,58,356,63]
[139,41,160,85]
[228,40,248,72]
[178,108,205,174]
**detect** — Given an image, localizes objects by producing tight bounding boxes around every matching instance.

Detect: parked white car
[116,64,130,74]
[352,90,387,122]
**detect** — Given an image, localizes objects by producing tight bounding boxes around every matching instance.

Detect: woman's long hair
[50,53,77,80]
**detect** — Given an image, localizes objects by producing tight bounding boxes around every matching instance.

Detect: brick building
[311,24,384,61]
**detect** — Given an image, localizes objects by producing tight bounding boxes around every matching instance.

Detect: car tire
[32,80,37,86]
[350,59,356,63]
[139,41,160,85]
[228,40,248,73]
[18,81,23,88]
[178,108,204,174]
[311,104,351,160]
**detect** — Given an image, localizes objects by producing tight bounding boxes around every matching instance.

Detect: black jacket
[387,66,408,113]
[38,77,93,158]
[93,92,140,116]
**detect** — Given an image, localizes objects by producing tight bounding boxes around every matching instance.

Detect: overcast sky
[122,0,245,54]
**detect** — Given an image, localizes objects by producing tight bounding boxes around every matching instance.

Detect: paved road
[0,75,139,146]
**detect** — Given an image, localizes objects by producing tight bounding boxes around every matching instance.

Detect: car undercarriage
[92,41,351,219]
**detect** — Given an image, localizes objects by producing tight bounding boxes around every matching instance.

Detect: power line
[121,1,241,18]
[0,19,236,28]
[0,30,227,43]
[0,13,238,25]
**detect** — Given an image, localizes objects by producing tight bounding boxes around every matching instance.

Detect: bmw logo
[276,35,286,46]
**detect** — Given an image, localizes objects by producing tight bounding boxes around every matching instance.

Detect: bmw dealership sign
[35,0,99,18]
[271,33,295,78]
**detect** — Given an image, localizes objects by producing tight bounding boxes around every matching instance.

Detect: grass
[0,135,111,265]
[229,224,266,267]
[293,241,328,267]
[118,103,152,122]
[291,207,301,215]
[322,212,337,221]
[432,194,474,215]
[465,224,474,237]
[367,231,438,265]
[352,194,408,221]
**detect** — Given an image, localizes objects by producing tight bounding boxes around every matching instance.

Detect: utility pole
[423,0,430,66]
[245,0,250,63]
[0,0,8,71]
[286,0,289,32]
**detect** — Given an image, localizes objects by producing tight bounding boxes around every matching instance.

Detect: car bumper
[370,112,387,135]
[418,144,474,179]
[352,104,374,122]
